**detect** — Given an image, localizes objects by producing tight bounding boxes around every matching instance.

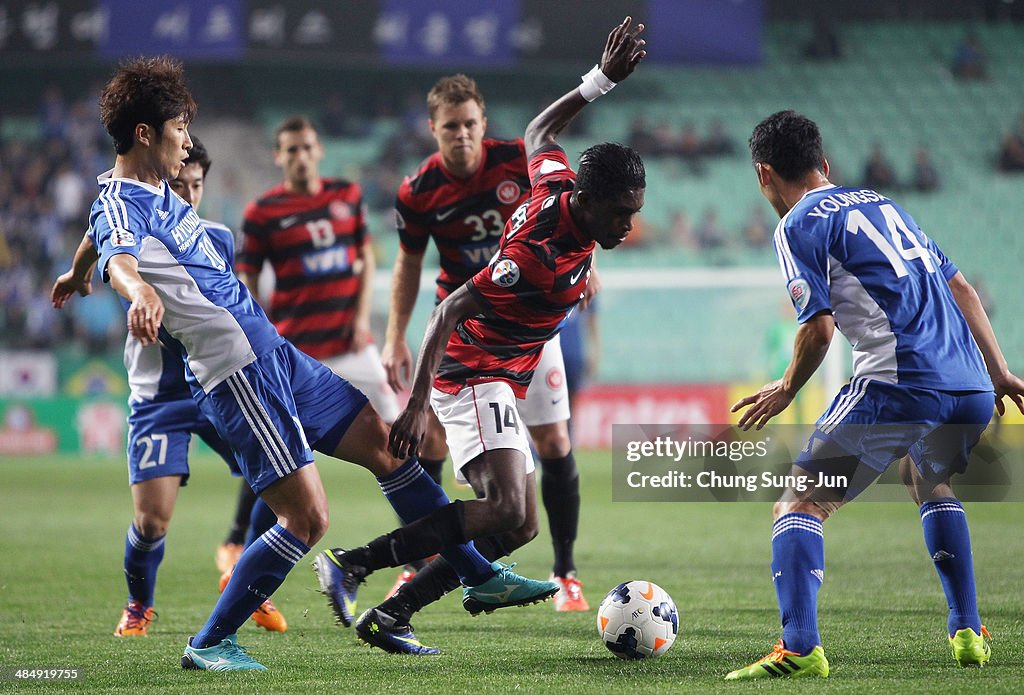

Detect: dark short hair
[99,56,197,155]
[183,134,211,175]
[274,115,317,148]
[749,110,824,181]
[427,74,485,121]
[575,143,645,199]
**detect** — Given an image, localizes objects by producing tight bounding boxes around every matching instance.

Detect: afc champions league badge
[491,258,520,287]
[788,277,811,311]
[496,180,520,205]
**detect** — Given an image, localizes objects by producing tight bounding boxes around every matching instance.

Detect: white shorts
[519,333,570,427]
[430,381,536,484]
[321,344,401,423]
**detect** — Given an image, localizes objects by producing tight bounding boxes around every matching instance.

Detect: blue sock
[193,524,308,648]
[920,498,981,635]
[124,524,165,607]
[243,498,278,548]
[771,513,825,655]
[377,459,494,586]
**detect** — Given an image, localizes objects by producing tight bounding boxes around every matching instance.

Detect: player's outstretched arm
[51,234,99,308]
[388,284,483,459]
[732,312,835,430]
[948,271,1024,415]
[523,16,646,155]
[107,254,164,347]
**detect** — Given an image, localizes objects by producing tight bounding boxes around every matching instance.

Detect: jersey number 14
[846,203,936,277]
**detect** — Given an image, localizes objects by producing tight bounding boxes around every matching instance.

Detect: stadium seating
[286,21,1024,382]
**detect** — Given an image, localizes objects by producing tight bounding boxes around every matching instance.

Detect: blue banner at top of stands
[99,0,245,60]
[647,0,763,65]
[378,0,519,67]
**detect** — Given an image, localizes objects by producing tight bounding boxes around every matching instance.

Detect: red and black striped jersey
[434,145,594,398]
[236,178,369,359]
[396,138,530,302]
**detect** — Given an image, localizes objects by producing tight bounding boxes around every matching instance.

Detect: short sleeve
[773,220,832,323]
[349,184,370,247]
[527,144,575,191]
[90,196,149,283]
[235,202,269,275]
[923,231,958,281]
[395,191,430,254]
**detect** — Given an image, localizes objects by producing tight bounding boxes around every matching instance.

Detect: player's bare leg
[353,471,541,654]
[116,475,181,636]
[324,402,465,611]
[314,403,544,626]
[329,402,404,477]
[320,447,556,629]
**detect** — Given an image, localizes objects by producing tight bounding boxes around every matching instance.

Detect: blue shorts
[127,397,237,485]
[795,378,993,488]
[197,342,368,494]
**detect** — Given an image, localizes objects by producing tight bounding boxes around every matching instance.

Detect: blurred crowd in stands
[627,117,735,176]
[0,85,126,353]
[998,112,1024,172]
[3,56,1023,352]
[859,144,942,194]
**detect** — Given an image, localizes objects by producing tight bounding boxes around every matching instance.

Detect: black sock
[541,451,580,577]
[224,481,257,546]
[380,535,508,624]
[344,500,470,572]
[418,457,445,486]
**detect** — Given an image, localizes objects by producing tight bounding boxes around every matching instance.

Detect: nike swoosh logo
[343,597,357,615]
[280,215,299,228]
[569,267,586,284]
[435,207,458,222]
[640,582,654,600]
[394,635,425,646]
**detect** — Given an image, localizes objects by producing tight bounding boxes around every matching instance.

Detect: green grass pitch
[1,452,1021,693]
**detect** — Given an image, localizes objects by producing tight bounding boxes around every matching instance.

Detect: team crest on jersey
[329,200,351,220]
[496,180,520,205]
[545,367,564,389]
[491,258,520,287]
[788,278,811,311]
[112,229,135,247]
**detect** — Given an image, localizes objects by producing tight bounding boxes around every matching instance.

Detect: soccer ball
[597,580,678,659]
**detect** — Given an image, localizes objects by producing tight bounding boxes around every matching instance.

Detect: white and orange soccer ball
[596,580,678,659]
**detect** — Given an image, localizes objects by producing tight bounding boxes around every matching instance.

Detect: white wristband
[579,64,617,102]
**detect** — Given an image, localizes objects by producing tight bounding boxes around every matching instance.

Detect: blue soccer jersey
[89,173,284,393]
[122,219,240,484]
[773,184,990,391]
[123,220,237,403]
